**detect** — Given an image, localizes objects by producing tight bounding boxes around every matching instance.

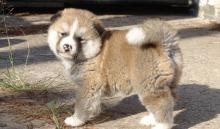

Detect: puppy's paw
[64,115,85,127]
[152,123,171,129]
[139,113,156,126]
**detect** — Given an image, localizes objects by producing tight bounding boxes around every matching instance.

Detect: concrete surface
[0,10,220,129]
[199,0,220,22]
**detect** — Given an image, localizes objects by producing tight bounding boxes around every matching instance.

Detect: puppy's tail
[126,20,183,97]
[126,20,178,52]
[126,19,181,62]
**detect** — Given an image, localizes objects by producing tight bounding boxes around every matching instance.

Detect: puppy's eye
[76,37,86,43]
[59,32,68,37]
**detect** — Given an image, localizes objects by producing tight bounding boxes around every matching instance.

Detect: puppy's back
[100,21,182,95]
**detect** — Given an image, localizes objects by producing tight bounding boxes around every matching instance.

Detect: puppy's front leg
[64,87,102,127]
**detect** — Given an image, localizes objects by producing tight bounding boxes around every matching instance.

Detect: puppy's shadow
[174,84,220,129]
[91,84,220,129]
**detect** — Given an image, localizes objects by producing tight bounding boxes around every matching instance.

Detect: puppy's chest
[69,65,83,81]
[68,62,97,83]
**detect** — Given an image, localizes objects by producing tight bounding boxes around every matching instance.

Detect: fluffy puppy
[48,8,182,129]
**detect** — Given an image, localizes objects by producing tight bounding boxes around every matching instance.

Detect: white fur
[83,39,101,58]
[70,18,79,37]
[62,59,74,70]
[126,27,146,45]
[64,114,85,127]
[48,18,100,60]
[48,30,59,56]
[56,19,80,59]
[59,36,77,55]
[140,113,156,126]
[140,113,172,129]
[152,123,171,129]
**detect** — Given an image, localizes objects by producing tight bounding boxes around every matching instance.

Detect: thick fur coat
[48,8,182,129]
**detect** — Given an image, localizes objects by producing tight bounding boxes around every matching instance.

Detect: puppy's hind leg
[138,90,174,129]
[64,89,102,127]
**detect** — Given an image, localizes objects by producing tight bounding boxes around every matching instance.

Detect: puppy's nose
[63,44,72,52]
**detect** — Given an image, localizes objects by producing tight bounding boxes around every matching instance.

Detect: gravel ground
[0,8,220,129]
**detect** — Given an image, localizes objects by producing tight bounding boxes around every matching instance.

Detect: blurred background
[1,0,199,14]
[2,0,220,23]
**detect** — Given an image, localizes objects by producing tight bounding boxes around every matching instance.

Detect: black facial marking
[75,36,83,43]
[93,22,105,36]
[60,32,68,37]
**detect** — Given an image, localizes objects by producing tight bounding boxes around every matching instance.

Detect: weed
[47,100,64,129]
[0,0,33,91]
[0,2,68,128]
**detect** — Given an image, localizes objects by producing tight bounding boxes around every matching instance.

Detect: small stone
[31,119,46,127]
[35,124,56,129]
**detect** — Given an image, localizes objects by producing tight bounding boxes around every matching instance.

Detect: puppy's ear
[93,21,105,37]
[50,11,62,23]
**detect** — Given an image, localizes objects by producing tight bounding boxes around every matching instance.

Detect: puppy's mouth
[58,52,76,59]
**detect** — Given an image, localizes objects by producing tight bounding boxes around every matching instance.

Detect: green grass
[0,2,66,128]
[0,13,31,91]
[0,70,57,91]
[0,0,24,90]
[47,100,64,129]
[0,71,30,91]
[0,0,40,91]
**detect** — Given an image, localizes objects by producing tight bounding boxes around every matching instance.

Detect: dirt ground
[0,8,220,129]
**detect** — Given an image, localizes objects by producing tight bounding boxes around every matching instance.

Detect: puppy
[48,8,182,129]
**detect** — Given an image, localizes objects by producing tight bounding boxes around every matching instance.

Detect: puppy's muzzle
[63,44,72,52]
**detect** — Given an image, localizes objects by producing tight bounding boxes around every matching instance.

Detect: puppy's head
[48,8,105,61]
